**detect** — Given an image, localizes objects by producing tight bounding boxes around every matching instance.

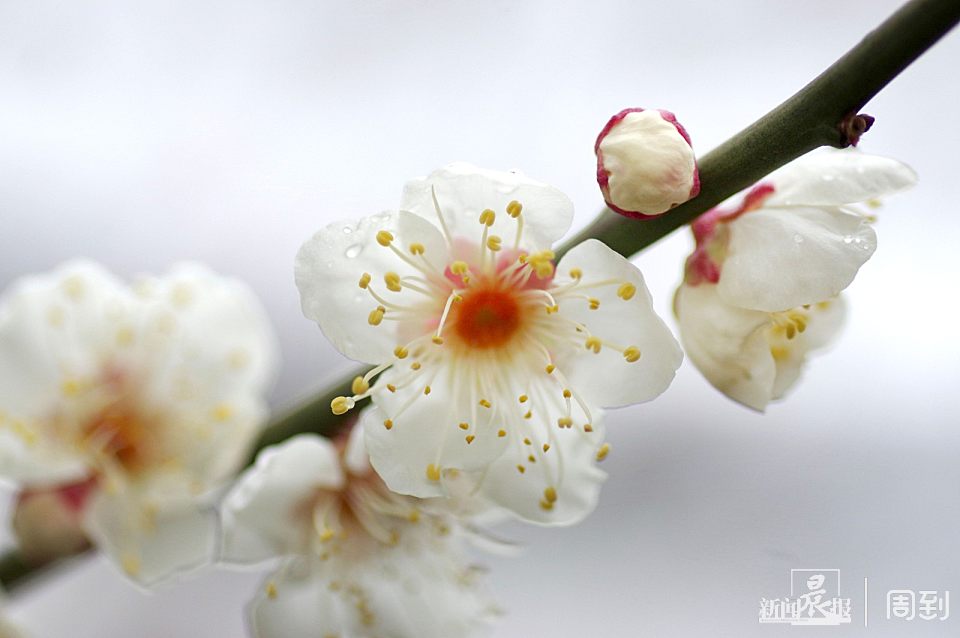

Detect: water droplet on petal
[842,235,854,244]
[345,244,363,258]
[342,226,353,235]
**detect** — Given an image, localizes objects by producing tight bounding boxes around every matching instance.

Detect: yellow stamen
[486,235,502,251]
[426,464,441,481]
[351,376,370,394]
[394,346,409,359]
[409,243,425,255]
[544,486,558,503]
[331,396,354,415]
[384,272,402,292]
[623,346,641,363]
[497,429,507,437]
[368,306,386,326]
[506,200,523,218]
[465,435,475,444]
[479,209,496,226]
[376,230,394,247]
[459,422,469,430]
[569,268,582,280]
[383,419,394,430]
[479,399,491,408]
[596,443,611,461]
[585,337,602,353]
[617,283,636,300]
[358,273,371,289]
[519,394,528,403]
[588,297,600,310]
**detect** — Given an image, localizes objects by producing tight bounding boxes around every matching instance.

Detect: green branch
[555,0,960,260]
[3,0,958,594]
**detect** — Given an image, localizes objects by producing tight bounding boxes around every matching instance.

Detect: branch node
[839,112,876,147]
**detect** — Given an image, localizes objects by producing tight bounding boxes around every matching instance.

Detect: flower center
[452,286,522,349]
[82,405,151,471]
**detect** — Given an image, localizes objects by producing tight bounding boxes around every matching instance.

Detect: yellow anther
[770,345,790,361]
[486,235,502,251]
[545,304,559,314]
[524,410,533,419]
[623,346,641,363]
[479,399,491,408]
[569,268,583,280]
[587,297,600,310]
[407,510,420,523]
[331,396,355,415]
[394,346,409,359]
[450,261,469,275]
[121,554,141,577]
[351,376,370,395]
[358,273,371,288]
[506,200,523,218]
[617,283,637,300]
[584,423,594,433]
[497,429,507,437]
[542,443,551,453]
[539,499,554,511]
[518,394,528,403]
[432,336,444,345]
[596,443,611,461]
[516,465,526,474]
[562,389,572,399]
[528,454,537,463]
[409,243,425,255]
[558,416,573,428]
[376,230,394,247]
[318,526,336,542]
[426,464,442,482]
[384,272,402,292]
[423,385,432,395]
[386,383,397,393]
[545,364,556,374]
[517,253,528,264]
[523,438,532,445]
[61,379,82,397]
[368,306,386,326]
[465,435,475,444]
[213,404,233,421]
[534,261,554,279]
[411,361,421,370]
[383,419,394,430]
[785,324,797,339]
[265,581,278,599]
[479,209,496,226]
[585,337,602,353]
[544,487,558,503]
[459,422,469,430]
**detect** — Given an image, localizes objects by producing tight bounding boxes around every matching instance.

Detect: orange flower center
[452,286,522,349]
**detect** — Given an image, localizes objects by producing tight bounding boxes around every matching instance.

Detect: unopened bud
[595,108,699,218]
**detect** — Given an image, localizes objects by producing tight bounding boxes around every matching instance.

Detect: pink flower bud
[595,108,700,218]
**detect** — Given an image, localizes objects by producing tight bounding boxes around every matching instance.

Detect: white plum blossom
[675,150,916,410]
[220,427,499,638]
[595,108,699,218]
[0,261,277,584]
[296,164,682,524]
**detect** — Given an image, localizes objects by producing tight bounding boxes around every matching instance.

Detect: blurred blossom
[220,424,499,638]
[0,261,278,584]
[595,108,699,218]
[295,164,682,524]
[674,150,916,410]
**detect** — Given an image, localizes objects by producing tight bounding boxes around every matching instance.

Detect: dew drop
[345,244,363,259]
[842,235,854,244]
[342,226,353,235]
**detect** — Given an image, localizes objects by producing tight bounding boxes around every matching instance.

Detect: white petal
[363,371,509,499]
[221,435,344,564]
[554,239,683,407]
[85,488,217,586]
[296,210,449,364]
[401,163,574,252]
[764,149,917,207]
[478,407,607,526]
[674,283,776,411]
[343,417,371,476]
[250,559,348,638]
[718,206,876,312]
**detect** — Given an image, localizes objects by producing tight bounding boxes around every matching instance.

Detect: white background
[1,0,958,636]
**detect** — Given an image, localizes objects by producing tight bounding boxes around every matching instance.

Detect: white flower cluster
[0,136,914,637]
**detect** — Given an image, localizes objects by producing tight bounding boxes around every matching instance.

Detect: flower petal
[250,559,348,638]
[554,239,683,407]
[674,283,776,411]
[363,371,509,499]
[770,296,847,400]
[718,206,876,312]
[221,435,344,564]
[478,407,607,526]
[85,487,217,586]
[401,163,574,252]
[296,210,449,364]
[764,150,917,207]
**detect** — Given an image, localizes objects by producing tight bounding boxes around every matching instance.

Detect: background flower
[0,261,278,584]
